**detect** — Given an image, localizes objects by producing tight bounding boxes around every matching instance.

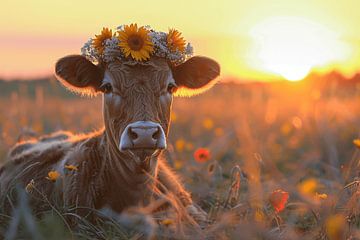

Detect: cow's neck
[101,130,159,191]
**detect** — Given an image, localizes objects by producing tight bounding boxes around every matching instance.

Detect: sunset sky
[1,0,359,81]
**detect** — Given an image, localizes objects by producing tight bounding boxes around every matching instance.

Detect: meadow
[1,74,360,239]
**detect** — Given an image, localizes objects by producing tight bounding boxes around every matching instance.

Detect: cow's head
[55,55,220,160]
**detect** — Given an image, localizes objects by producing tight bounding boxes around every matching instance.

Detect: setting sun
[249,16,351,81]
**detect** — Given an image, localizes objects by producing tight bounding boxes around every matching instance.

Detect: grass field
[1,77,360,239]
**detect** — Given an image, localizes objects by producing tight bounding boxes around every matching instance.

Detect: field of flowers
[1,78,360,239]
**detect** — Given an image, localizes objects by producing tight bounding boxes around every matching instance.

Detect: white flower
[185,43,193,56]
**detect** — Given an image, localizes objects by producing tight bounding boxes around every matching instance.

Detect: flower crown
[81,23,194,65]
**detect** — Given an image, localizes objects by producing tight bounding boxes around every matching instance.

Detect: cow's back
[0,131,94,203]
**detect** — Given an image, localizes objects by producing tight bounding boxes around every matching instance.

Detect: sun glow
[249,17,351,81]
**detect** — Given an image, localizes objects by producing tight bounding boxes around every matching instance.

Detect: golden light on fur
[174,79,218,97]
[167,29,186,53]
[93,27,113,54]
[118,24,154,61]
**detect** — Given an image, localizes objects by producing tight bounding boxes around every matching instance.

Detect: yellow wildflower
[174,160,183,170]
[315,192,328,200]
[175,139,186,152]
[254,209,265,223]
[353,139,360,148]
[325,214,346,240]
[170,112,177,122]
[161,219,173,226]
[46,170,60,182]
[65,164,78,171]
[203,118,214,130]
[298,178,318,197]
[280,123,292,136]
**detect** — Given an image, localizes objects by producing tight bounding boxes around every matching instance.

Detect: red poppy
[269,189,289,213]
[194,148,211,163]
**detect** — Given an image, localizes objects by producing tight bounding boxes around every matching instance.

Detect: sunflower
[167,28,186,53]
[93,27,113,54]
[117,24,154,61]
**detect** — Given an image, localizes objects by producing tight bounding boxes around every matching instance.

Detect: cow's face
[55,55,220,160]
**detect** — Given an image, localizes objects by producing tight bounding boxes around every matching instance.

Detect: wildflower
[167,28,186,53]
[269,189,289,213]
[203,118,214,130]
[315,192,328,200]
[93,27,113,54]
[64,164,78,171]
[280,123,292,136]
[170,112,177,122]
[194,148,211,163]
[325,214,346,240]
[174,160,183,170]
[161,219,173,226]
[25,179,35,194]
[118,23,154,61]
[175,139,186,152]
[46,170,60,182]
[254,209,265,222]
[298,178,318,197]
[353,139,360,148]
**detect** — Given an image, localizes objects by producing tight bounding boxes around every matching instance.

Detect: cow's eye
[167,83,178,94]
[100,83,113,94]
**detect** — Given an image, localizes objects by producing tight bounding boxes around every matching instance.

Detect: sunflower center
[128,35,144,51]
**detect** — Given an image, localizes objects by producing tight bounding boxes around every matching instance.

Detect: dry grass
[1,79,360,239]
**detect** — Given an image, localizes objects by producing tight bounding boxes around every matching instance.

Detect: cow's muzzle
[119,121,166,151]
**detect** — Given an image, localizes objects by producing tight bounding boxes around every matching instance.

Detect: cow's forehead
[104,58,175,89]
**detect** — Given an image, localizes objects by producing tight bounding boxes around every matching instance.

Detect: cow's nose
[119,121,166,151]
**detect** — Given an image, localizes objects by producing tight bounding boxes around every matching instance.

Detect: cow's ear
[55,55,104,96]
[172,56,220,97]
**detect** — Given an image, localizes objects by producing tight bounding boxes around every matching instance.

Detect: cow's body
[0,31,220,221]
[1,130,191,214]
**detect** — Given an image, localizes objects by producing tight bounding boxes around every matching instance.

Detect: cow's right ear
[55,55,104,96]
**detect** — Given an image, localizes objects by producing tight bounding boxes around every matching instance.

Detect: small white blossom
[185,43,194,56]
[116,25,125,31]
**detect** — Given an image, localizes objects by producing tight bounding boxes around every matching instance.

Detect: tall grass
[1,81,360,239]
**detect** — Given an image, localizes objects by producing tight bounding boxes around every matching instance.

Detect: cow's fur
[0,55,220,220]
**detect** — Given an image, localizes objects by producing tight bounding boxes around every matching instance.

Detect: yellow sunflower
[167,29,186,53]
[93,27,113,54]
[117,24,154,61]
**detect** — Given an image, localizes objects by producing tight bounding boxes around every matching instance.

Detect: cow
[0,54,220,222]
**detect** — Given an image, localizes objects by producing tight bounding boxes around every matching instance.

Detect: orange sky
[0,0,359,81]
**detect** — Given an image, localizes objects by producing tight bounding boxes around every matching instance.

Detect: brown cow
[0,55,220,221]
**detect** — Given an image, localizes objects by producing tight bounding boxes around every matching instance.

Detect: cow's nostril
[152,127,160,140]
[128,128,138,140]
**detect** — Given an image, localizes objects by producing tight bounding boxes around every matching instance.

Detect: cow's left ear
[55,55,104,96]
[172,56,220,97]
